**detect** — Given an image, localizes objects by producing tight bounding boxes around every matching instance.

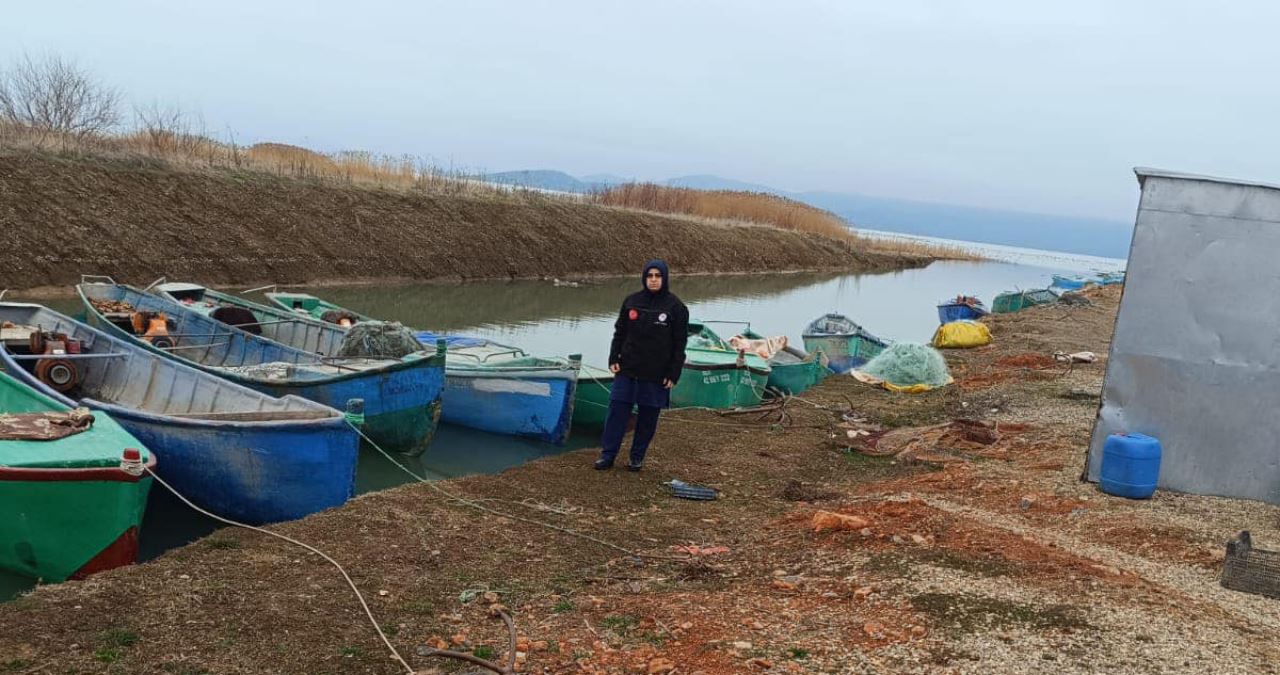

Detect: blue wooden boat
[0,302,359,525]
[261,291,582,445]
[1051,275,1089,291]
[77,279,446,457]
[801,314,889,374]
[936,296,988,324]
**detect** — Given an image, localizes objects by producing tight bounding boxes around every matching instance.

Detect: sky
[4,0,1278,223]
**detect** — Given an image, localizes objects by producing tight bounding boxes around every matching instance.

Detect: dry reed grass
[595,183,852,239]
[594,182,977,259]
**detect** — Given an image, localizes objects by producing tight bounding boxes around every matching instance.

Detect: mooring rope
[142,467,416,675]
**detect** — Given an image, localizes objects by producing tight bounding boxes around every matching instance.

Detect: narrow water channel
[3,246,1124,600]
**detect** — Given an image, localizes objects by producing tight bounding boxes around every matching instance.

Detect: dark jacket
[609,260,689,384]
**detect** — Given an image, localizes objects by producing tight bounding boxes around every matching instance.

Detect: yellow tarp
[851,369,953,393]
[932,320,992,349]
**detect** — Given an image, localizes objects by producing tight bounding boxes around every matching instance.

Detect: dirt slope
[0,150,922,291]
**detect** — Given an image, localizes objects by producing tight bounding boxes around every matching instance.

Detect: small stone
[378,590,390,597]
[648,657,677,674]
[680,622,694,630]
[910,534,928,545]
[860,528,873,537]
[178,574,190,580]
[483,591,500,604]
[811,511,871,532]
[892,535,905,544]
[1019,495,1037,510]
[854,586,874,600]
[487,603,508,617]
[911,625,927,637]
[732,641,754,650]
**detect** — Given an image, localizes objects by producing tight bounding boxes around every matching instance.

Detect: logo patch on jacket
[659,313,668,322]
[628,309,639,320]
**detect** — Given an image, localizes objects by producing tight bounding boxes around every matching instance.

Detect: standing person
[595,259,689,471]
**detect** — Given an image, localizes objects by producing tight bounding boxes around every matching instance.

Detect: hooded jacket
[609,260,689,384]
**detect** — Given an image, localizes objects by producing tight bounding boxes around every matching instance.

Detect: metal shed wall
[1087,168,1280,504]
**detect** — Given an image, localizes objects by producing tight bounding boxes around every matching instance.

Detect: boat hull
[937,303,988,324]
[440,370,576,444]
[671,362,769,409]
[992,289,1059,314]
[0,462,152,582]
[1051,275,1088,291]
[95,400,357,524]
[766,358,825,395]
[803,335,886,374]
[251,363,444,457]
[572,373,614,428]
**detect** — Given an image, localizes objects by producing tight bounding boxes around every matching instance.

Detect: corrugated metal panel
[1087,169,1280,504]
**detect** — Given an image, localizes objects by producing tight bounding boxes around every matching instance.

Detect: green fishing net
[336,321,424,359]
[859,343,951,387]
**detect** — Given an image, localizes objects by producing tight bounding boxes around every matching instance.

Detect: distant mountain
[477,170,605,193]
[475,169,1133,258]
[579,173,632,186]
[663,174,781,193]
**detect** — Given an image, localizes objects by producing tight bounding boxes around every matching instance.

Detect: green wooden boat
[740,328,826,395]
[572,368,615,429]
[0,370,153,582]
[264,291,361,324]
[992,288,1060,314]
[672,322,771,409]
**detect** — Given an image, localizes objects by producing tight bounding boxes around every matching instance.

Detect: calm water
[2,245,1123,600]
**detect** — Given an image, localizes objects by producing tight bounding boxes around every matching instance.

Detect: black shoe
[594,459,614,470]
[626,462,643,472]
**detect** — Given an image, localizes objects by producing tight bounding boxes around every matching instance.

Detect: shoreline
[4,284,1276,674]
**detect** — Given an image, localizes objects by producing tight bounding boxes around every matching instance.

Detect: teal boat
[259,290,582,444]
[0,369,153,582]
[672,321,771,409]
[801,314,888,374]
[572,368,615,429]
[739,327,825,395]
[991,288,1060,314]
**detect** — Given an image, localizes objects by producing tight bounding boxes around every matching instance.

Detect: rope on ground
[350,422,678,562]
[141,467,415,675]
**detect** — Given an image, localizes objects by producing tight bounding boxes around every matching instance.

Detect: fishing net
[859,343,951,388]
[336,321,423,359]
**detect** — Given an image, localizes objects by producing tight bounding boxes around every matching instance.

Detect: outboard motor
[30,331,81,393]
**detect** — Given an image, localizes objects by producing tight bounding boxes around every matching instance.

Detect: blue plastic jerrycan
[1100,432,1162,499]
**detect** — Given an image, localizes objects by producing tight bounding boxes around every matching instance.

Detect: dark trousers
[599,400,661,465]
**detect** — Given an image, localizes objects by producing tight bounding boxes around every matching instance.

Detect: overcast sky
[5,1,1277,222]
